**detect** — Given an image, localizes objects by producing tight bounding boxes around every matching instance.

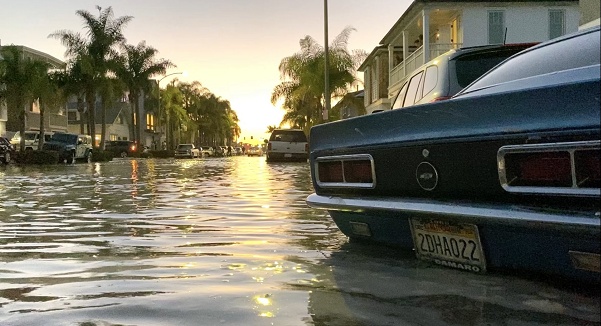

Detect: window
[68,111,78,121]
[391,81,409,110]
[464,29,600,92]
[549,10,565,39]
[421,65,439,98]
[146,113,155,131]
[402,71,424,108]
[488,11,505,44]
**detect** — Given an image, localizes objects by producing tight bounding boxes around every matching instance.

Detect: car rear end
[266,129,309,162]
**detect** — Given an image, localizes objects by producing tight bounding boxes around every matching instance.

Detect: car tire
[86,151,93,163]
[120,151,128,158]
[66,151,75,164]
[2,152,10,164]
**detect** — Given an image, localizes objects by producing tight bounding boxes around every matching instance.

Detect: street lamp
[157,71,185,150]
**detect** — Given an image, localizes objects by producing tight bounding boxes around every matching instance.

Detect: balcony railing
[389,43,462,89]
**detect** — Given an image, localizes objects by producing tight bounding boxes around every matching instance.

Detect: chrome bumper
[306,194,600,233]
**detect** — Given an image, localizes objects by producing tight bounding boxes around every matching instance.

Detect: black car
[105,140,138,158]
[0,136,15,164]
[306,26,600,283]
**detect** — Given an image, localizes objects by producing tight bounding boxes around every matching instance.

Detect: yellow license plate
[410,218,486,273]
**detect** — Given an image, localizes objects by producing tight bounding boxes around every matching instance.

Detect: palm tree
[271,26,366,132]
[160,83,186,149]
[53,59,88,134]
[0,46,51,151]
[50,5,132,146]
[266,125,279,133]
[114,41,174,147]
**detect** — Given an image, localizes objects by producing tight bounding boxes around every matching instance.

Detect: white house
[359,0,580,114]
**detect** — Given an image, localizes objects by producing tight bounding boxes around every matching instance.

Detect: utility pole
[323,0,330,122]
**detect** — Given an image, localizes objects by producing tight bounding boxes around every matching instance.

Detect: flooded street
[0,157,599,326]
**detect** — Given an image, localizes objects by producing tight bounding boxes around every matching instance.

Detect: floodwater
[0,157,598,326]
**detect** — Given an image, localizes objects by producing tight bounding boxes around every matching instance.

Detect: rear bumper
[266,152,308,161]
[306,193,600,283]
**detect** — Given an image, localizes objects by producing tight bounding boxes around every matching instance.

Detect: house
[579,0,600,29]
[359,0,579,114]
[0,44,68,137]
[67,98,133,144]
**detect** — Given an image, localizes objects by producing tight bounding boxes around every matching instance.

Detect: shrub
[14,150,59,164]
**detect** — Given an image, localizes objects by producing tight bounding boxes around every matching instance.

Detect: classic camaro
[306,26,600,283]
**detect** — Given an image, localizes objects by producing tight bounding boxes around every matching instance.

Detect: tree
[50,5,132,146]
[271,26,366,133]
[0,46,51,151]
[114,41,173,146]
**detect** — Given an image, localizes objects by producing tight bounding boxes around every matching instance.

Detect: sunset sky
[0,0,412,141]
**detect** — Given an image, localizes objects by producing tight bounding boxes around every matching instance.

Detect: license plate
[284,154,292,158]
[410,218,486,273]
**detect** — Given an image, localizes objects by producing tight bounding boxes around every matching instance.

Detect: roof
[2,45,65,69]
[67,100,130,125]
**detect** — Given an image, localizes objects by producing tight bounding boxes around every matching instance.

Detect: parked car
[199,146,214,157]
[234,147,243,155]
[387,43,537,112]
[43,133,93,164]
[306,26,600,283]
[10,131,54,151]
[105,140,138,158]
[266,129,309,162]
[174,144,201,158]
[247,146,263,156]
[0,136,15,164]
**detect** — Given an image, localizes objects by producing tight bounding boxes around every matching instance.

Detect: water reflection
[0,157,598,326]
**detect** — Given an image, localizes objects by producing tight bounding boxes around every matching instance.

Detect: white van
[10,131,54,150]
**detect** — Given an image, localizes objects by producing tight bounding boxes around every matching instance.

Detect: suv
[389,43,536,111]
[43,133,93,163]
[266,129,309,162]
[174,144,201,158]
[105,140,138,158]
[10,131,54,150]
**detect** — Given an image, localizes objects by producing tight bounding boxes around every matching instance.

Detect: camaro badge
[416,162,438,191]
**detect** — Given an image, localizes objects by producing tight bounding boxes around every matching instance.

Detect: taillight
[318,161,343,183]
[575,150,600,188]
[505,152,572,187]
[130,144,137,151]
[344,160,373,183]
[498,141,600,196]
[430,96,452,102]
[316,155,375,188]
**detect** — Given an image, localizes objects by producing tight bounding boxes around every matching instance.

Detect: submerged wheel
[86,151,93,163]
[120,151,128,158]
[2,152,10,164]
[66,151,75,164]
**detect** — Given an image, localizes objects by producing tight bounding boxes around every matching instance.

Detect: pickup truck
[266,129,309,162]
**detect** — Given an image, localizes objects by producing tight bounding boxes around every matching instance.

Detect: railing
[25,111,68,131]
[389,43,462,90]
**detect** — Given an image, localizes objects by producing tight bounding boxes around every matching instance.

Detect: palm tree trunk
[77,96,85,134]
[18,100,26,152]
[86,89,96,145]
[100,96,107,150]
[38,99,46,150]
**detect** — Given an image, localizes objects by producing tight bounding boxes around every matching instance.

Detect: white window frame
[488,10,505,44]
[549,9,566,39]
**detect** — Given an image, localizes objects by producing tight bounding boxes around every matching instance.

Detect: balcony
[25,111,68,132]
[389,42,462,90]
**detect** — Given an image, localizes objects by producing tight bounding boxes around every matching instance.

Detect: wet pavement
[0,157,599,326]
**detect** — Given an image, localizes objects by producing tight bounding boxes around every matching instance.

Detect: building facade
[359,0,579,114]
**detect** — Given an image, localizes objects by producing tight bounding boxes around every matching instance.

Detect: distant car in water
[0,136,15,164]
[174,144,201,158]
[105,140,138,158]
[386,42,537,113]
[247,146,263,156]
[43,133,93,164]
[306,26,600,283]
